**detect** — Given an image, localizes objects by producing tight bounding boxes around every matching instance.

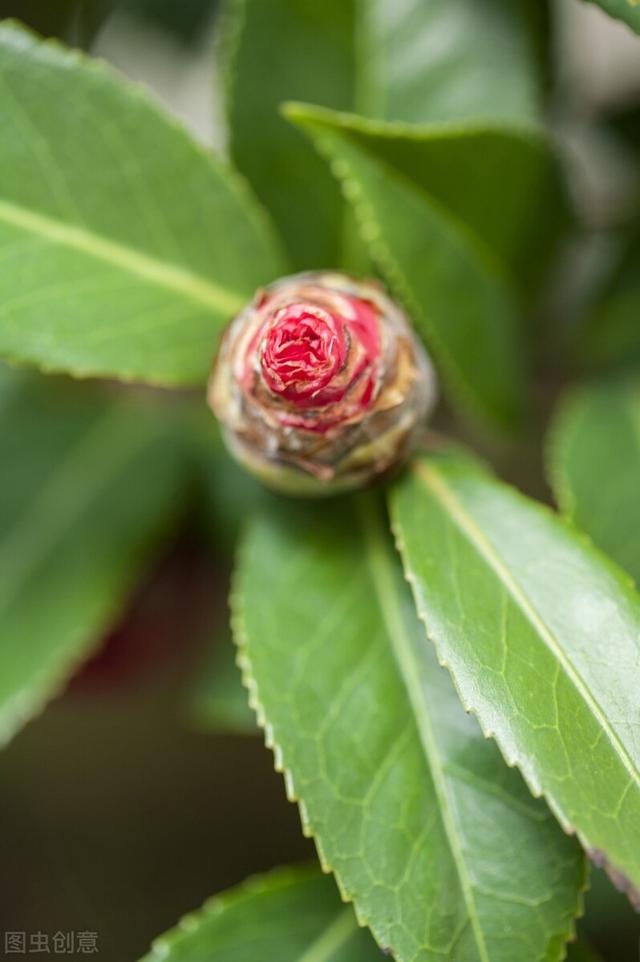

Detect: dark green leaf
[565,938,603,962]
[0,368,186,745]
[288,107,526,430]
[220,0,355,269]
[390,452,640,904]
[185,405,267,552]
[287,104,567,292]
[234,495,585,962]
[222,0,545,269]
[0,22,285,386]
[548,380,640,583]
[139,865,384,961]
[122,0,216,44]
[580,233,640,373]
[188,627,256,734]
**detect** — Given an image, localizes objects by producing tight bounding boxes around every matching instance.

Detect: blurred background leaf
[139,865,385,961]
[579,231,640,373]
[0,366,187,746]
[0,0,219,46]
[580,0,640,33]
[290,106,527,432]
[548,379,640,582]
[566,936,604,960]
[188,624,255,735]
[287,104,568,296]
[221,0,547,270]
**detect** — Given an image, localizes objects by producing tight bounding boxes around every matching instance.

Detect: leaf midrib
[0,198,246,316]
[413,459,640,796]
[357,494,490,962]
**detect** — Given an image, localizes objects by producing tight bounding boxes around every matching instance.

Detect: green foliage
[565,939,603,962]
[0,22,285,386]
[0,366,187,745]
[288,106,530,430]
[548,380,640,583]
[188,626,256,734]
[390,453,640,899]
[222,0,544,269]
[0,4,638,958]
[139,865,384,961]
[580,234,640,373]
[287,105,566,289]
[233,494,585,962]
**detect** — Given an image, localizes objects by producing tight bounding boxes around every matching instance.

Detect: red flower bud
[208,272,436,495]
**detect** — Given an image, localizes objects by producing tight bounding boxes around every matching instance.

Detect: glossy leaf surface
[391,453,640,903]
[234,495,585,962]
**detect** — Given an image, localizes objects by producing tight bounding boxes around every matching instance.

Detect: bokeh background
[0,1,639,959]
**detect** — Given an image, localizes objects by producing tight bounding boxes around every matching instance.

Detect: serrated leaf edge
[288,107,524,432]
[389,457,639,913]
[230,527,399,950]
[231,505,589,962]
[139,863,330,961]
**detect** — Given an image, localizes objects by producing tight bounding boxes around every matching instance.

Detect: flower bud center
[260,303,347,406]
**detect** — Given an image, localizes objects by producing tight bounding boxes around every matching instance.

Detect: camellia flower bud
[208,271,436,495]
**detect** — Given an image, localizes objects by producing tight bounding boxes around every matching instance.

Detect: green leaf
[185,404,267,552]
[220,0,355,270]
[565,938,603,962]
[188,627,256,734]
[222,0,545,269]
[139,864,385,962]
[0,22,285,386]
[548,381,640,583]
[0,368,186,745]
[288,104,567,294]
[580,233,640,374]
[288,107,526,430]
[234,495,585,962]
[579,0,640,34]
[122,0,216,45]
[352,0,544,126]
[390,452,640,904]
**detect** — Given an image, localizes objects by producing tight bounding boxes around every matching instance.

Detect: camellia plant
[1,1,640,960]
